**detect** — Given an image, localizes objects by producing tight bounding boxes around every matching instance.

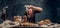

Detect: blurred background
[0,0,60,24]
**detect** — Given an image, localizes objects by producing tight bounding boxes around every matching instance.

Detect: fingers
[28,5,34,8]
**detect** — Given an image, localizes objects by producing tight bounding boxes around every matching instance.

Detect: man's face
[28,8,33,15]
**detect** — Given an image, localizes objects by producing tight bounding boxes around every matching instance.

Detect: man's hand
[28,5,34,8]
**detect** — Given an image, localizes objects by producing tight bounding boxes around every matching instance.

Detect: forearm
[33,6,43,12]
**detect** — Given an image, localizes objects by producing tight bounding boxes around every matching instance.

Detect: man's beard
[28,15,31,18]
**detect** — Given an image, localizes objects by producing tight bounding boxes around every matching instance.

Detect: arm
[23,12,27,22]
[27,5,43,12]
[33,6,43,12]
[23,15,27,22]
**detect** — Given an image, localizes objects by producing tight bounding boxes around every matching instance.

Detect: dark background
[0,0,60,23]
